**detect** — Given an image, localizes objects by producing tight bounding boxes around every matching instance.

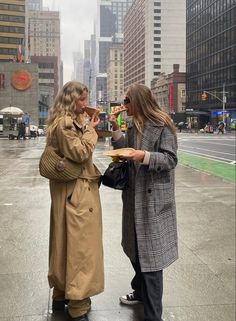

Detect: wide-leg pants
[131,254,163,321]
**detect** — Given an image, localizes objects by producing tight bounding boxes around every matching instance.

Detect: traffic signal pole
[203,83,227,122]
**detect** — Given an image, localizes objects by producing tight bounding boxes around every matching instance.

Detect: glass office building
[186,0,236,122]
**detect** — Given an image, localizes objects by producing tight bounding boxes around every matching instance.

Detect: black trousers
[131,255,163,321]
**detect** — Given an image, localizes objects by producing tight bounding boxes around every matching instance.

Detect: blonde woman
[108,84,178,321]
[46,81,103,321]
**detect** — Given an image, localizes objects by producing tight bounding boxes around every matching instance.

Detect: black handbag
[102,161,129,190]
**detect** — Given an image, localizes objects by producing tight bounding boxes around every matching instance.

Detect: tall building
[29,10,60,58]
[186,0,236,122]
[72,52,84,82]
[0,0,25,62]
[124,0,186,89]
[95,0,132,104]
[28,10,61,94]
[107,44,124,102]
[83,40,91,89]
[28,0,42,11]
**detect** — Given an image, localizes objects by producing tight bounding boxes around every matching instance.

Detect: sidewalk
[0,138,235,321]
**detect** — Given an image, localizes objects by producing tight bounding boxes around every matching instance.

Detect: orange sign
[11,70,33,91]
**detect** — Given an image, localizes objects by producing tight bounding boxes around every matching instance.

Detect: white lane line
[193,141,235,147]
[178,149,234,163]
[179,145,235,156]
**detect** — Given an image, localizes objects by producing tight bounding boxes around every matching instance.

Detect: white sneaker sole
[119,297,142,305]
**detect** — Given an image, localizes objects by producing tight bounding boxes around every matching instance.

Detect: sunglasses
[123,97,130,105]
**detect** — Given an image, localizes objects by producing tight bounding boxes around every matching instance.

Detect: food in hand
[104,148,135,157]
[110,105,128,116]
[84,106,100,118]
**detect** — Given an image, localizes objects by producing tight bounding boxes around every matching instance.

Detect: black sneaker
[119,292,142,305]
[52,299,69,312]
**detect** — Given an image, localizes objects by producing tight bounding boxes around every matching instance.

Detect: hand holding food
[110,105,128,116]
[88,114,100,128]
[107,114,119,131]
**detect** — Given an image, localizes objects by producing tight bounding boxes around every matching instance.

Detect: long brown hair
[126,83,176,134]
[46,81,88,138]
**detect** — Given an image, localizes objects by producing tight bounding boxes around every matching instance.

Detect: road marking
[179,145,235,156]
[178,149,234,163]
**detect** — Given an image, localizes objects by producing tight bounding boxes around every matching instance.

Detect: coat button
[148,189,152,193]
[89,208,93,212]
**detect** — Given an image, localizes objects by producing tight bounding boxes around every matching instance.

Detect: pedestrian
[108,84,178,321]
[218,121,225,134]
[177,121,184,132]
[46,81,104,321]
[187,121,192,132]
[17,120,26,140]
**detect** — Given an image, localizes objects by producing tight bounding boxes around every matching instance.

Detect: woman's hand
[88,114,100,128]
[107,114,119,131]
[124,150,145,162]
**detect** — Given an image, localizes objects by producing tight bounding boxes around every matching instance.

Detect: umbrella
[0,107,24,115]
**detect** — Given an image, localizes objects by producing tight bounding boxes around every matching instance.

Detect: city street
[0,137,235,321]
[178,133,236,163]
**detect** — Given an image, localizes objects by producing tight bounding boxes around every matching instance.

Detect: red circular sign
[11,70,33,91]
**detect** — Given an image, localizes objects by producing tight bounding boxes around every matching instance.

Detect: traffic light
[201,92,207,101]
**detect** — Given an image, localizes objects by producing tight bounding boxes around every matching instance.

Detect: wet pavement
[0,137,235,321]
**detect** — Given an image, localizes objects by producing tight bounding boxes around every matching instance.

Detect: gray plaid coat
[113,120,178,272]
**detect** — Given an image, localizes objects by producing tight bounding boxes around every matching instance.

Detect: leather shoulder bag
[102,160,129,190]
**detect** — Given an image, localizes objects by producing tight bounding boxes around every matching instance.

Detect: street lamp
[202,83,228,122]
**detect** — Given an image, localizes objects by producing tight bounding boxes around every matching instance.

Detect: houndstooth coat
[112,120,178,272]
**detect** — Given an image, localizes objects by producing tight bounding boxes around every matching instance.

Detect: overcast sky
[43,0,97,83]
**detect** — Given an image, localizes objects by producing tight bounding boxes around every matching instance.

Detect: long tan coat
[47,116,104,300]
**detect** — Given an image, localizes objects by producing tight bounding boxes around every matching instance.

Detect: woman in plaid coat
[109,84,178,321]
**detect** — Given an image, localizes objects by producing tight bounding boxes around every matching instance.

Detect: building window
[181,89,186,97]
[154,2,161,6]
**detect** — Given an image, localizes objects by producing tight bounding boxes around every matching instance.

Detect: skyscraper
[95,0,132,104]
[186,0,236,122]
[0,0,25,62]
[124,0,186,89]
[83,40,91,89]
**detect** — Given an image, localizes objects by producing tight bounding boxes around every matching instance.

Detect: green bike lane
[178,151,236,183]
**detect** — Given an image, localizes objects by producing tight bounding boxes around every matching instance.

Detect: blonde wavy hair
[126,84,176,135]
[46,81,88,138]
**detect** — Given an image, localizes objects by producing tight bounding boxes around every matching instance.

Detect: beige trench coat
[47,116,104,300]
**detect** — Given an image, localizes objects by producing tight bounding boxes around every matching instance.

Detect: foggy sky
[43,0,97,83]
